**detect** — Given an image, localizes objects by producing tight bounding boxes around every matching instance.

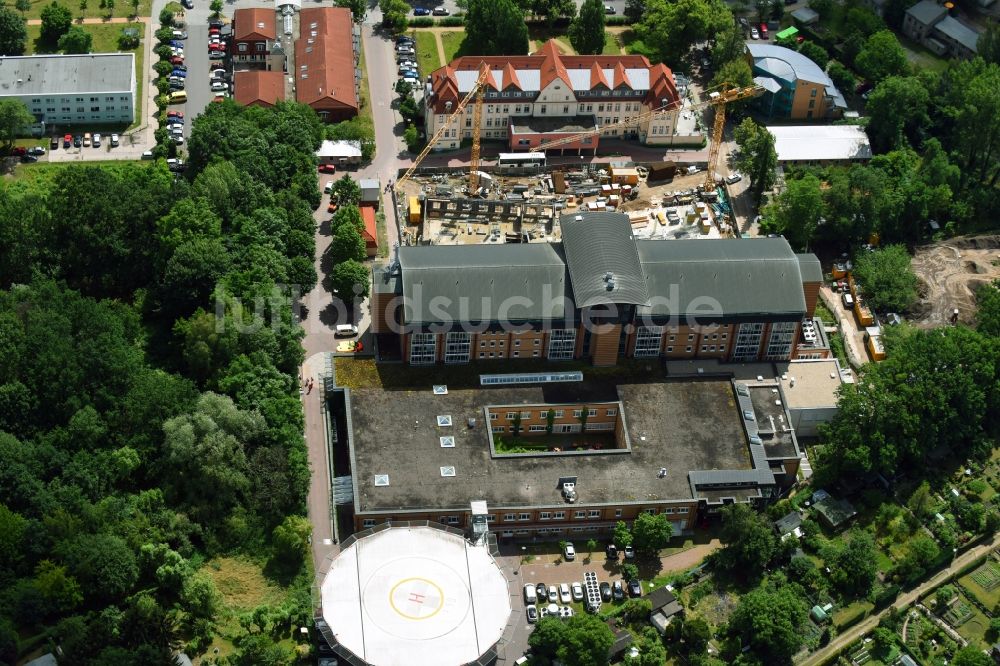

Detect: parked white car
[559,583,571,604]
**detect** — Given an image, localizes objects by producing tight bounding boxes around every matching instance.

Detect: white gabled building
[424,40,684,153]
[0,53,136,126]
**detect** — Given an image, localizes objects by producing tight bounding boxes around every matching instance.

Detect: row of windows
[502,408,615,419]
[236,42,267,52]
[360,507,691,529]
[29,96,129,103]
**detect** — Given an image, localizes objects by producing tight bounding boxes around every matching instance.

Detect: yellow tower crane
[535,83,762,187]
[394,64,491,194]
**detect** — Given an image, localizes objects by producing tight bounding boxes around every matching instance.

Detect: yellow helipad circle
[389,577,445,620]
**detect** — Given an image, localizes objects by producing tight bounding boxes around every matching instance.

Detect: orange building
[295,7,359,122]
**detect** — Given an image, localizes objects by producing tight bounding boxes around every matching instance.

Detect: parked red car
[759,23,769,39]
[318,164,337,174]
[167,110,184,118]
[170,56,184,65]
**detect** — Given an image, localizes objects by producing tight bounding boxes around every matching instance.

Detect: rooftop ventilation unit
[432,384,448,395]
[562,482,577,503]
[440,466,456,477]
[374,474,389,487]
[440,436,455,448]
[437,415,453,427]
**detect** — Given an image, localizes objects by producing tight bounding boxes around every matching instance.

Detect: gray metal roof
[560,212,650,309]
[934,15,980,52]
[397,244,571,324]
[0,54,134,97]
[689,468,775,486]
[796,253,823,282]
[636,238,808,319]
[906,0,947,25]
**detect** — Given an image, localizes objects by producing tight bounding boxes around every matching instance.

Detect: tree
[797,40,829,68]
[872,626,895,652]
[631,512,673,555]
[210,0,223,15]
[762,173,824,250]
[829,531,878,598]
[529,614,614,666]
[622,562,639,582]
[330,174,362,207]
[896,534,940,583]
[979,23,1000,66]
[327,221,366,265]
[15,0,30,13]
[907,481,935,518]
[331,204,364,234]
[715,503,777,577]
[856,30,909,83]
[883,0,916,30]
[533,0,576,28]
[682,617,711,654]
[624,0,644,22]
[639,0,732,66]
[729,583,808,663]
[403,123,420,152]
[569,0,606,55]
[618,597,652,621]
[586,538,598,558]
[0,6,27,55]
[613,520,633,548]
[466,0,529,55]
[379,0,409,32]
[827,61,855,93]
[57,533,139,602]
[33,560,84,612]
[58,25,93,53]
[40,1,72,45]
[271,515,311,570]
[865,76,930,152]
[0,99,33,149]
[952,646,992,666]
[711,23,746,68]
[935,584,956,609]
[710,60,754,109]
[975,281,1000,336]
[130,0,139,15]
[326,259,369,305]
[853,245,918,313]
[732,118,777,205]
[104,0,114,16]
[337,0,367,22]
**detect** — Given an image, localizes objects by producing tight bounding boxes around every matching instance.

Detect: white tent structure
[318,525,511,666]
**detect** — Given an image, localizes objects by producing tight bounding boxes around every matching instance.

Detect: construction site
[390,73,761,247]
[394,162,738,246]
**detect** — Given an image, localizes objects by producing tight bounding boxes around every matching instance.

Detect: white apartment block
[0,53,136,126]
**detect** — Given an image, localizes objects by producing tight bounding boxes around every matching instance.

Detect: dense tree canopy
[0,102,321,664]
[732,118,777,205]
[817,324,1000,479]
[728,580,808,664]
[856,30,909,83]
[569,0,605,55]
[39,1,72,44]
[714,503,778,578]
[638,0,731,66]
[0,6,27,55]
[852,245,919,313]
[466,0,529,55]
[528,614,614,666]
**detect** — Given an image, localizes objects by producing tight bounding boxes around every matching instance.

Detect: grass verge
[440,30,467,62]
[414,30,441,70]
[19,0,151,21]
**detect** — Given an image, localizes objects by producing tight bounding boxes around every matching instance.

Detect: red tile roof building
[360,204,379,257]
[234,70,286,108]
[233,8,277,67]
[424,40,683,152]
[295,7,359,122]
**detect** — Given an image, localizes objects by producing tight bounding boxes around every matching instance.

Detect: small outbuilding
[774,511,804,537]
[360,178,380,209]
[648,586,685,635]
[814,495,858,531]
[316,140,363,167]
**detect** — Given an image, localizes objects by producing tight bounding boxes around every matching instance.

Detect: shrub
[409,16,433,26]
[437,15,464,26]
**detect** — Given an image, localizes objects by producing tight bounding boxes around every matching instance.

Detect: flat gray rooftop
[0,54,134,96]
[348,379,752,513]
[748,384,799,459]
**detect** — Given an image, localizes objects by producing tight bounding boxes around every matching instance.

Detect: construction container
[408,196,421,224]
[609,167,639,186]
[646,161,677,182]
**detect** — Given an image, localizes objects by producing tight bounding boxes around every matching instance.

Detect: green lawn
[17,0,152,21]
[414,30,441,71]
[832,600,874,629]
[898,35,949,73]
[440,30,467,62]
[24,22,144,127]
[602,31,622,55]
[958,561,1000,610]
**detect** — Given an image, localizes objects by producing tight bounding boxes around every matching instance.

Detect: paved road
[404,0,627,21]
[183,21,213,140]
[799,536,1000,666]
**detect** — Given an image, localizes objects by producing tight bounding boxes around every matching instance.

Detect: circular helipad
[320,526,511,666]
